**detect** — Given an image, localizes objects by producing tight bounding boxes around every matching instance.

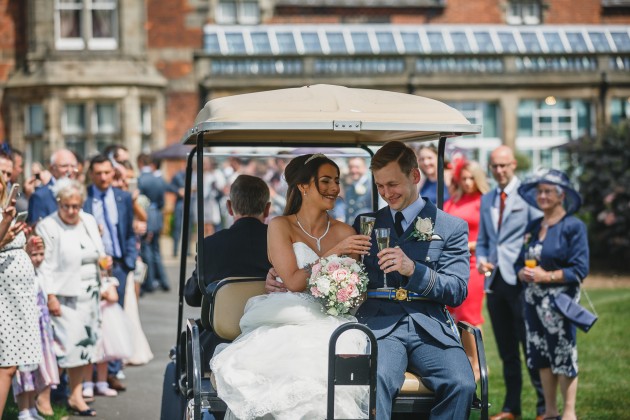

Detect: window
[400,31,423,53]
[447,102,499,139]
[301,32,322,54]
[55,0,118,50]
[611,97,630,125]
[506,0,542,25]
[350,32,372,54]
[140,103,153,152]
[25,105,44,136]
[63,101,120,157]
[275,32,297,54]
[216,1,260,24]
[517,99,592,139]
[251,32,272,54]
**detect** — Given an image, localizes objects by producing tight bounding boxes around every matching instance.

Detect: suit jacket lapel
[399,198,437,244]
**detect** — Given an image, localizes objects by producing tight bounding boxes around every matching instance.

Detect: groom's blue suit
[354,198,475,419]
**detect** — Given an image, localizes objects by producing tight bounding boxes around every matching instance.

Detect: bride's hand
[331,234,371,257]
[265,267,287,294]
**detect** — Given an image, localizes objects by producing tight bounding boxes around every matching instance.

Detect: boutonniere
[409,217,434,241]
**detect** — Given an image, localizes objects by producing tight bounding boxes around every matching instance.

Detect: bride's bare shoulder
[330,218,357,236]
[268,215,293,230]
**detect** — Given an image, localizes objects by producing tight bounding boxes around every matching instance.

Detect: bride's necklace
[295,214,330,251]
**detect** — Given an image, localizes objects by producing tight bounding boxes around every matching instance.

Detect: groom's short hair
[370,141,419,175]
[230,175,270,216]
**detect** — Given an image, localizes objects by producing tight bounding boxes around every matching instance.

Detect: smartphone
[15,211,28,223]
[3,184,19,209]
[127,178,138,194]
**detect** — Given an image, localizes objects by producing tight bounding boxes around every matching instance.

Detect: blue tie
[100,191,121,258]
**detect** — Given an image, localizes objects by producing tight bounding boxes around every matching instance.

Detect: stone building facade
[1,0,629,170]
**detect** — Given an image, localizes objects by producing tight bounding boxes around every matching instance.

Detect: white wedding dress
[210,242,368,420]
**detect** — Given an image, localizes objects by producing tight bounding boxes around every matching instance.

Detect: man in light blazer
[354,141,475,420]
[83,154,137,391]
[476,145,544,420]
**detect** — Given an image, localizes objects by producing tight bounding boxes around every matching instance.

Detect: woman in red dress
[444,158,490,381]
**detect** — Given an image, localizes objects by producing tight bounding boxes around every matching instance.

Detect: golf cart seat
[184,277,488,419]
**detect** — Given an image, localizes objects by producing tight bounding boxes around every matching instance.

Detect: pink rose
[311,263,322,277]
[333,268,349,282]
[349,273,360,285]
[326,261,340,273]
[337,288,350,303]
[343,257,355,266]
[310,286,322,298]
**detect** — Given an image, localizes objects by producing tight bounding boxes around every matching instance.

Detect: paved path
[84,253,195,419]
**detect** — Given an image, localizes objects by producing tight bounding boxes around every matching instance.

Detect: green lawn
[482,287,630,420]
[3,288,629,419]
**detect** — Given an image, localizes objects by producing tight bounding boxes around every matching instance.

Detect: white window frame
[62,101,121,156]
[216,0,260,25]
[55,0,118,51]
[506,0,542,25]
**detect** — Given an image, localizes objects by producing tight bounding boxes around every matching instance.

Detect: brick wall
[147,0,203,49]
[165,91,198,144]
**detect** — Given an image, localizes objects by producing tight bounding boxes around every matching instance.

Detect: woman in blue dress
[515,169,589,420]
[417,144,450,204]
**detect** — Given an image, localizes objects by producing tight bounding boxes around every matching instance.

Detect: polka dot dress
[0,229,42,367]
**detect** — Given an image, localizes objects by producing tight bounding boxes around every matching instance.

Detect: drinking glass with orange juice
[524,248,537,268]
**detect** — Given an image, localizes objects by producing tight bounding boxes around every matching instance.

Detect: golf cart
[160,84,489,420]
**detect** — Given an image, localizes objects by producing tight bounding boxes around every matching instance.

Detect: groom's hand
[377,246,415,277]
[265,267,287,294]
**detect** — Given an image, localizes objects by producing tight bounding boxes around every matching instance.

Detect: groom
[352,141,475,419]
[266,141,475,418]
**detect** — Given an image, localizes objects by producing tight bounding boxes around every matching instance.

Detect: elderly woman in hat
[515,169,589,420]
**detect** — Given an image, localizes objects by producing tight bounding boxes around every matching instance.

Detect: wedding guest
[0,176,42,416]
[12,236,60,419]
[443,158,490,382]
[36,179,107,417]
[516,169,589,420]
[477,145,545,420]
[417,144,450,204]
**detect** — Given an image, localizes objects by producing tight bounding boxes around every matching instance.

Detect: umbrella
[151,143,193,160]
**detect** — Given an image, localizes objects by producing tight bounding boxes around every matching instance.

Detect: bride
[210,153,372,420]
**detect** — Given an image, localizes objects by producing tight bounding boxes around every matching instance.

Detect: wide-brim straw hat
[517,168,582,215]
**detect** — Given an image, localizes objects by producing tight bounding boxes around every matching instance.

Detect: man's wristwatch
[550,271,556,282]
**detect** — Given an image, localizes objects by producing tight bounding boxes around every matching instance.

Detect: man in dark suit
[476,145,545,420]
[184,174,271,375]
[27,149,79,225]
[184,174,271,308]
[343,156,372,224]
[352,141,475,419]
[83,154,137,391]
[137,153,170,292]
[167,167,186,257]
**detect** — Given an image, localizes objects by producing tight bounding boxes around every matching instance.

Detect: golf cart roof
[182,84,481,147]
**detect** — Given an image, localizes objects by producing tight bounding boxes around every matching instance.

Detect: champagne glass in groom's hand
[375,228,391,288]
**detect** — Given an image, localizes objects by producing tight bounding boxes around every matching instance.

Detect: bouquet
[307,254,369,316]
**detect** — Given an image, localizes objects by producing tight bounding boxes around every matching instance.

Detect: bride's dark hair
[283,153,339,216]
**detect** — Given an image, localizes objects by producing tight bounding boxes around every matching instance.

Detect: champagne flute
[375,228,391,288]
[359,216,376,261]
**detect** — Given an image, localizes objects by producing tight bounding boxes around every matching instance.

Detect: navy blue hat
[517,169,582,215]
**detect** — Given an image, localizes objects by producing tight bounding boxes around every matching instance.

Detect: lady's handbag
[552,290,598,333]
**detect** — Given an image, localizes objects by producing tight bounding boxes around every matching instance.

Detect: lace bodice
[292,242,319,269]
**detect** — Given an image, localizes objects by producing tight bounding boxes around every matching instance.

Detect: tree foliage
[571,121,630,268]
